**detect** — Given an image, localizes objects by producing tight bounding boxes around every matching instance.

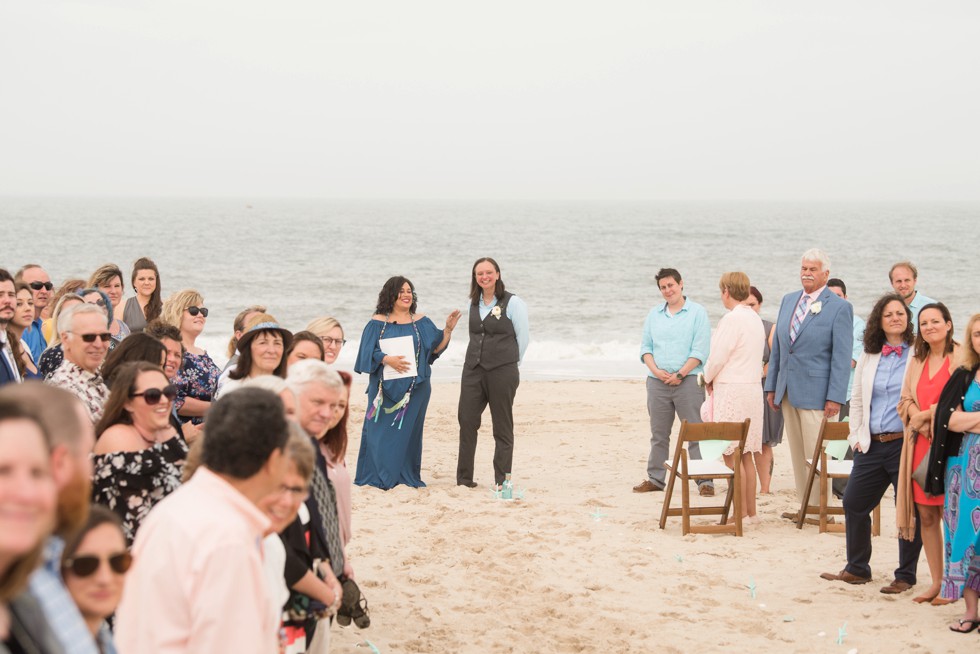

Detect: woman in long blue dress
[354,276,460,489]
[926,313,980,632]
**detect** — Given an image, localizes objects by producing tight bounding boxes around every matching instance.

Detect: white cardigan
[848,351,911,452]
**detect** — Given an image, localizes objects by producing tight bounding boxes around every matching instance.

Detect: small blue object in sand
[746,578,757,599]
[674,554,683,562]
[490,476,524,501]
[837,623,847,645]
[356,640,381,654]
[590,508,607,522]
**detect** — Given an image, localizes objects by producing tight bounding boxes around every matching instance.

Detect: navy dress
[354,317,444,489]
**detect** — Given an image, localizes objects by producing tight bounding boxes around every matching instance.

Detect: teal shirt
[846,315,866,401]
[639,298,710,377]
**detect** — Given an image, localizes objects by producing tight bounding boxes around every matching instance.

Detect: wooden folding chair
[796,418,880,535]
[658,419,751,537]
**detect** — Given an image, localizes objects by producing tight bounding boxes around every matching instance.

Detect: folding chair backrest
[819,421,850,442]
[678,420,749,442]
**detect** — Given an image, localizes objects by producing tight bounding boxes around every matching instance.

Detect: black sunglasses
[187,306,209,317]
[75,332,112,343]
[29,281,54,291]
[131,385,178,405]
[64,552,132,577]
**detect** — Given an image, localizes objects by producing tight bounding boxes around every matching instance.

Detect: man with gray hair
[766,249,853,510]
[46,302,110,422]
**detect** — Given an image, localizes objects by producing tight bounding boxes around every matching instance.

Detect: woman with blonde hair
[896,302,960,605]
[88,264,130,342]
[162,289,220,425]
[306,316,345,365]
[123,257,163,333]
[702,271,765,523]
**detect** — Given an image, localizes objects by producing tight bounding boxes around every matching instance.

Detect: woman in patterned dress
[162,289,220,425]
[927,313,980,632]
[92,361,187,546]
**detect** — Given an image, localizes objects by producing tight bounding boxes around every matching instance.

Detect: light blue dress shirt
[869,344,909,435]
[22,316,47,363]
[639,298,711,377]
[28,536,100,654]
[846,315,867,401]
[477,294,530,363]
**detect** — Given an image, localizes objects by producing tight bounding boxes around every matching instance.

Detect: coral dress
[912,357,950,506]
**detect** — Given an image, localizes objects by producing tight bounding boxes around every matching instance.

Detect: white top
[262,533,288,629]
[703,304,765,385]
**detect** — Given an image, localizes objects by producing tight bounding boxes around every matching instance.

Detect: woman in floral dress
[92,361,187,545]
[162,289,220,425]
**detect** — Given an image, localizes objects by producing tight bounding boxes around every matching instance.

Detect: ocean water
[1,198,976,380]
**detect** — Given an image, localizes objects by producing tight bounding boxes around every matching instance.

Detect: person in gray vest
[456,258,529,488]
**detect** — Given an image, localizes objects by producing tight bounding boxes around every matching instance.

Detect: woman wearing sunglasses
[61,505,131,654]
[162,289,220,426]
[93,361,187,546]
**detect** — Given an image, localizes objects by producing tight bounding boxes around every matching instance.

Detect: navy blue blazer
[764,287,853,410]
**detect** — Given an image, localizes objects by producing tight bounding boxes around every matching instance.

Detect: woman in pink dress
[898,302,960,604]
[703,272,765,523]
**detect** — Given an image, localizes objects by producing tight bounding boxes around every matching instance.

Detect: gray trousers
[457,363,520,485]
[646,375,709,488]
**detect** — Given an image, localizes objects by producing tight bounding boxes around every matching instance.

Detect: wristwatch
[675,372,684,380]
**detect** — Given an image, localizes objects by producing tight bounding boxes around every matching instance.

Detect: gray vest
[464,292,519,370]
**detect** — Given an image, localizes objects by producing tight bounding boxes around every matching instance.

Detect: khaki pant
[781,400,828,499]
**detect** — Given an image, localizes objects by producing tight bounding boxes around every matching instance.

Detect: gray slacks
[646,375,709,488]
[457,363,520,485]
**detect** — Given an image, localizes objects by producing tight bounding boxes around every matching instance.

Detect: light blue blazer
[764,287,853,410]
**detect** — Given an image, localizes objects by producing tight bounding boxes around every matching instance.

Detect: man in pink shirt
[115,388,289,653]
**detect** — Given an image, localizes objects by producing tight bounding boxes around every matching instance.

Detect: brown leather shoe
[633,480,662,493]
[880,579,914,594]
[698,484,715,497]
[819,569,871,584]
[781,511,799,521]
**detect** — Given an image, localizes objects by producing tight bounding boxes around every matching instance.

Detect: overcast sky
[1,1,977,201]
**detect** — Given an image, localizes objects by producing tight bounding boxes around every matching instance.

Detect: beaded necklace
[366,314,421,430]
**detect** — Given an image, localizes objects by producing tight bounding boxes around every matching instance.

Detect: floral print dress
[92,436,188,546]
[174,351,221,425]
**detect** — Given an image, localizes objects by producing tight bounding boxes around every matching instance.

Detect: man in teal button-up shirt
[635,268,712,494]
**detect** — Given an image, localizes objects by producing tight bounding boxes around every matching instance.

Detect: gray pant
[646,375,710,488]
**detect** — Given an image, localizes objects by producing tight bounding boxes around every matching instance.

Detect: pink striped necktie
[789,294,811,343]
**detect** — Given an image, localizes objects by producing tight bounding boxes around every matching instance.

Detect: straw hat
[237,313,293,352]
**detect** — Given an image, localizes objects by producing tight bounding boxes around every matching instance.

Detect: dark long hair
[863,293,913,354]
[229,328,288,380]
[469,257,506,305]
[320,370,352,462]
[912,302,956,361]
[132,257,163,323]
[100,333,167,386]
[95,361,167,438]
[375,276,417,314]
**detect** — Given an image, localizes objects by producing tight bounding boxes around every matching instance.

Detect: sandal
[336,578,361,627]
[351,595,371,629]
[948,618,980,634]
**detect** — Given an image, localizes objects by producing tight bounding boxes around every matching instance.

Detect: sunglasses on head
[131,385,178,405]
[187,306,209,317]
[29,281,54,291]
[75,332,112,343]
[64,552,132,577]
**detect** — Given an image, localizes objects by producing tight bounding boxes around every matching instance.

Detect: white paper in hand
[381,335,417,380]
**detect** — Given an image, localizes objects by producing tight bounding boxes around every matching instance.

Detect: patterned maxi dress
[941,379,980,599]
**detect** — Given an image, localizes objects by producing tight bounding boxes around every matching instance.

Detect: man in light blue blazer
[765,249,853,503]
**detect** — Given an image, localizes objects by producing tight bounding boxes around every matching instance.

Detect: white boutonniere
[491,306,502,319]
[810,301,822,315]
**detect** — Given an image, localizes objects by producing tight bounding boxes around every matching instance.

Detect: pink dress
[327,455,353,547]
[912,357,949,506]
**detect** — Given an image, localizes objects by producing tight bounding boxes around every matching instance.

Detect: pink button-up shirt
[115,467,275,654]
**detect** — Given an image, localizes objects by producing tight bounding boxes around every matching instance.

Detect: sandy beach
[330,379,963,653]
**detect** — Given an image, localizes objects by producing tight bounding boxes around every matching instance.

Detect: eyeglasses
[29,281,54,291]
[187,306,209,317]
[279,484,310,501]
[72,332,112,343]
[320,337,346,348]
[130,385,178,405]
[63,552,133,577]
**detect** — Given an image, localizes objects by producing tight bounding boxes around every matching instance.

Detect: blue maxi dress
[354,317,444,490]
[942,380,980,599]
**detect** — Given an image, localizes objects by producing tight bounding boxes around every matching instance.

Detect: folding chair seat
[658,419,751,537]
